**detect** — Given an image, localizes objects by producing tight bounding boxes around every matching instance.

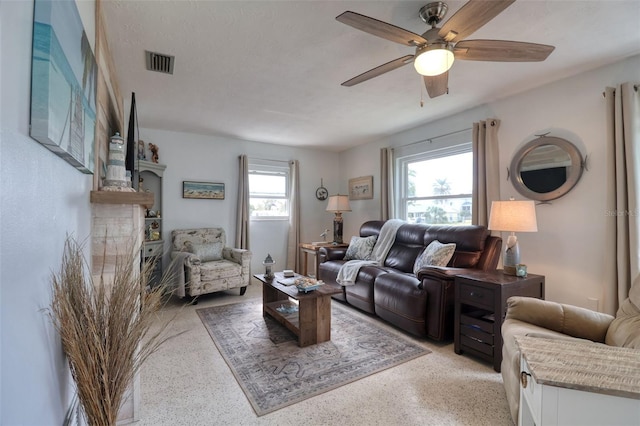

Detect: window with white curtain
[248,160,290,220]
[396,137,473,226]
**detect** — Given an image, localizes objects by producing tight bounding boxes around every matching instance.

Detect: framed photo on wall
[182,181,225,199]
[348,175,373,200]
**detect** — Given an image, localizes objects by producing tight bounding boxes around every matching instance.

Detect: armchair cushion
[185,241,223,262]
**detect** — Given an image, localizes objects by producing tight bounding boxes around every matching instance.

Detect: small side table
[454,270,545,372]
[516,335,640,426]
[299,242,348,277]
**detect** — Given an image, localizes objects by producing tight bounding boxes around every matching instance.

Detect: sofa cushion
[413,240,456,274]
[344,235,377,261]
[374,272,427,336]
[186,241,223,262]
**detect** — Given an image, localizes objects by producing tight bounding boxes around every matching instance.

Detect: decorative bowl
[294,277,324,293]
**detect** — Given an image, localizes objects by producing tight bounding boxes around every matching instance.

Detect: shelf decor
[183,181,225,199]
[30,0,97,174]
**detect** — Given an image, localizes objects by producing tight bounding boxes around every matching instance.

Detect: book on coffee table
[278,277,297,286]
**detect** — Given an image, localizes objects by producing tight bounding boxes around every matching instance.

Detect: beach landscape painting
[183,181,225,200]
[30,0,97,174]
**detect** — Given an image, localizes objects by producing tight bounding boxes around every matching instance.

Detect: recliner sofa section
[318,220,502,341]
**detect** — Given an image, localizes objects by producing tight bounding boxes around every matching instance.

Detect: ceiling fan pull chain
[420,77,425,107]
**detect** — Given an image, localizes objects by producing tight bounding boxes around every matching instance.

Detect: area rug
[196,300,430,416]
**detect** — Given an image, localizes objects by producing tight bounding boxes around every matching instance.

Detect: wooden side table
[516,335,640,426]
[454,270,545,372]
[299,242,348,277]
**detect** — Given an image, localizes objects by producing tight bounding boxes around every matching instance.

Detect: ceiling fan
[336,0,555,98]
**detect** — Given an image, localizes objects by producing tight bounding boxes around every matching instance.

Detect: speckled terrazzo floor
[138,280,514,426]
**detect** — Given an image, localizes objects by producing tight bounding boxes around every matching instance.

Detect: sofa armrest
[318,246,347,262]
[505,296,614,343]
[171,250,201,266]
[223,247,251,267]
[416,266,470,281]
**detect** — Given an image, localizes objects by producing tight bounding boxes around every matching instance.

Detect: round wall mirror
[510,136,583,201]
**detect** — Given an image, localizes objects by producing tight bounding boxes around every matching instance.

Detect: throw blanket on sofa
[168,251,192,298]
[337,219,404,286]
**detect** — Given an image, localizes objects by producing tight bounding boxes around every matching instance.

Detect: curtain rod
[247,157,290,164]
[397,127,473,150]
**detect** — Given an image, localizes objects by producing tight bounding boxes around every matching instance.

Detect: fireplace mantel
[90,190,154,207]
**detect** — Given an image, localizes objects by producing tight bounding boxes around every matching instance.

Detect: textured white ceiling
[101,0,640,152]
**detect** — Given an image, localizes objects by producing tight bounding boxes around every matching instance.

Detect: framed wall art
[30,0,97,174]
[183,181,225,200]
[348,175,373,200]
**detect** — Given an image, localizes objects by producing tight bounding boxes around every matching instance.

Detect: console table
[454,270,545,372]
[516,335,640,426]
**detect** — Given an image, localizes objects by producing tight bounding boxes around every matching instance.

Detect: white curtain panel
[380,147,395,221]
[604,82,640,314]
[286,160,301,271]
[472,119,501,227]
[236,154,250,249]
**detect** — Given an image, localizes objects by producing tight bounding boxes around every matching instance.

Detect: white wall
[1,1,94,423]
[340,54,640,311]
[137,128,340,276]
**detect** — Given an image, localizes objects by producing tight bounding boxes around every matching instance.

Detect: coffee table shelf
[263,300,300,336]
[254,272,342,347]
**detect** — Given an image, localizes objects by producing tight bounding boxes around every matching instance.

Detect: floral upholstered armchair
[170,228,251,298]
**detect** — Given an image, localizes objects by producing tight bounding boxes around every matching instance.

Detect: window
[249,161,289,219]
[397,143,473,226]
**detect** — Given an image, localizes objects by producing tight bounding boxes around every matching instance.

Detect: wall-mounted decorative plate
[316,179,328,200]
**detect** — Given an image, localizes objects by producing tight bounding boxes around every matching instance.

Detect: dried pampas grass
[50,237,177,426]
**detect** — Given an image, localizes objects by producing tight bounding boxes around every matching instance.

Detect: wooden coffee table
[254,272,342,347]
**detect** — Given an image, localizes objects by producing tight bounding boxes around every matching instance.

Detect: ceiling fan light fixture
[413,43,454,76]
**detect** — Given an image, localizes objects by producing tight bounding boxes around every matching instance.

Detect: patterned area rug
[196,300,431,416]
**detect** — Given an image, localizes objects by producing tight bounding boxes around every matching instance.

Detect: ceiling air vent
[145,50,174,75]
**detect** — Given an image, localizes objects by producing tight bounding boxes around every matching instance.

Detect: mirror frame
[510,136,583,202]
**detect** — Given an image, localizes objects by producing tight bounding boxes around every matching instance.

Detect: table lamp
[488,198,538,275]
[326,194,351,244]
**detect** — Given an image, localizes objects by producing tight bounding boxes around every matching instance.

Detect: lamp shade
[488,200,538,232]
[326,195,351,213]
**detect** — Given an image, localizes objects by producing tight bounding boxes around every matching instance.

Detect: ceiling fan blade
[438,0,515,43]
[342,55,415,87]
[454,40,555,62]
[337,11,427,46]
[424,72,449,98]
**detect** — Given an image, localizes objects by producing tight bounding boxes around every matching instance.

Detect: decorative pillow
[185,241,223,262]
[344,235,377,261]
[413,240,456,274]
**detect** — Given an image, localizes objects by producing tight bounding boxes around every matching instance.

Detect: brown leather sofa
[318,220,502,341]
